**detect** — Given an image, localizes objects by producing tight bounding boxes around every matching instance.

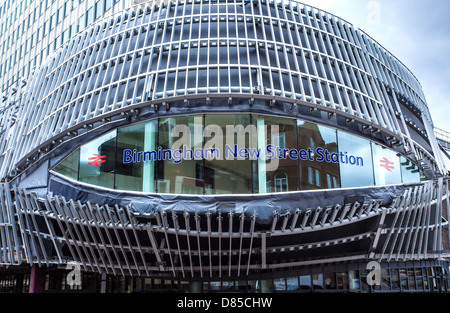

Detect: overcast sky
[298,0,450,133]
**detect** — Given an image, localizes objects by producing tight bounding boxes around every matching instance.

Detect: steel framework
[0,0,448,285]
[0,0,446,180]
[0,178,448,279]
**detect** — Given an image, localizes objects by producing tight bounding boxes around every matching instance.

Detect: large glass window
[78,130,116,189]
[204,114,253,195]
[53,149,79,181]
[115,120,157,192]
[52,113,424,195]
[400,156,422,184]
[261,116,299,193]
[298,121,340,190]
[337,130,374,188]
[157,115,204,194]
[372,143,402,186]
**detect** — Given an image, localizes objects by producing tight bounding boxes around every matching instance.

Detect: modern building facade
[0,0,137,93]
[0,0,449,293]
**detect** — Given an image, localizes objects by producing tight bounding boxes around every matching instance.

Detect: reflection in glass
[262,116,299,193]
[52,113,424,195]
[53,149,80,181]
[400,156,421,184]
[336,272,349,290]
[349,270,360,290]
[308,167,314,185]
[312,274,323,290]
[338,131,374,188]
[79,130,116,188]
[286,277,299,290]
[372,143,402,185]
[324,273,336,289]
[157,115,204,194]
[204,114,253,195]
[273,278,286,290]
[298,121,340,190]
[299,275,312,290]
[391,269,400,290]
[274,171,289,192]
[382,276,391,290]
[116,120,157,192]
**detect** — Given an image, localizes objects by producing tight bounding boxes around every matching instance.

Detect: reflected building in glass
[0,0,449,293]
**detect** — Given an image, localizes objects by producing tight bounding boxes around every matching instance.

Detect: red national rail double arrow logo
[88,154,106,167]
[380,157,394,172]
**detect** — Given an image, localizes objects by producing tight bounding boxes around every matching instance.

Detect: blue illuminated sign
[122,145,364,166]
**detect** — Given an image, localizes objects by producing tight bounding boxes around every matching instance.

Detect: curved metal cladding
[0,0,446,179]
[0,0,448,283]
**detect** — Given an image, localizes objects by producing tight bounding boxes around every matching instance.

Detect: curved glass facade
[1,0,444,182]
[53,113,423,194]
[0,0,448,294]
